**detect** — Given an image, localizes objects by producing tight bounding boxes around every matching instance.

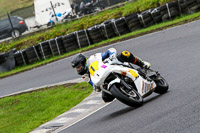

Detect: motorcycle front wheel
[110,83,143,107]
[154,76,169,94]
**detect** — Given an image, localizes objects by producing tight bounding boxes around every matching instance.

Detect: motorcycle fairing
[87,52,157,97]
[90,60,138,87]
[89,61,99,76]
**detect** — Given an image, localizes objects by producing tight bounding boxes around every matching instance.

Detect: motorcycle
[71,0,105,17]
[89,54,169,107]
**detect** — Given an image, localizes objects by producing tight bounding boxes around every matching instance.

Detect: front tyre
[110,84,143,107]
[154,76,169,94]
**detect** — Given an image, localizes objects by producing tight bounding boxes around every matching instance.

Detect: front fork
[101,73,128,95]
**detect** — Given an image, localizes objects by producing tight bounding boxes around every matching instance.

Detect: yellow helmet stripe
[122,51,130,57]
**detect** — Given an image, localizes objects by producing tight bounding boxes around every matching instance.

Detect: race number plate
[89,61,99,76]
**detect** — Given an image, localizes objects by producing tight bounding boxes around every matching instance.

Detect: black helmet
[71,53,87,75]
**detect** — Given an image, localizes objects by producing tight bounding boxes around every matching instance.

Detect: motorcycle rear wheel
[110,84,143,107]
[154,76,169,94]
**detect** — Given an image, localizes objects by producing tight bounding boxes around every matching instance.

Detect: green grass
[0,82,93,133]
[0,0,33,17]
[1,11,200,79]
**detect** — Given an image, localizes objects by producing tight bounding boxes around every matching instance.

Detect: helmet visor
[74,64,85,74]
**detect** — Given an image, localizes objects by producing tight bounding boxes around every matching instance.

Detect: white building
[34,0,72,25]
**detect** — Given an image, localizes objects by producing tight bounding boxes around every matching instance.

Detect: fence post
[50,1,58,22]
[7,12,15,37]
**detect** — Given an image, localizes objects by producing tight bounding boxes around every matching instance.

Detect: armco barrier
[1,0,200,71]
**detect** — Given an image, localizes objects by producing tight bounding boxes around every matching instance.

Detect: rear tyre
[110,83,143,107]
[154,76,169,94]
[11,29,21,38]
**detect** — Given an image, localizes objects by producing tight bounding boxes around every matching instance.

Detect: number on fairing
[89,61,99,76]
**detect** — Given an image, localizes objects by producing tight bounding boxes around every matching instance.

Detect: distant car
[0,16,28,39]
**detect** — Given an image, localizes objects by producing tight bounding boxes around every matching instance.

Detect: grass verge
[0,11,200,79]
[0,82,93,133]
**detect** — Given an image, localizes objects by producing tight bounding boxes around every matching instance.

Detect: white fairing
[134,74,156,96]
[88,54,156,97]
[86,53,102,66]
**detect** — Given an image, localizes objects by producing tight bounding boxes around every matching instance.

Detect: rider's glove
[142,61,151,69]
[94,85,101,92]
[82,74,90,82]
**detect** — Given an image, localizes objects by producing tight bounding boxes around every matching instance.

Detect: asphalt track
[59,20,200,133]
[1,19,200,132]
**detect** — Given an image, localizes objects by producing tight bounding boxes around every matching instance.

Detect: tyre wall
[7,0,200,70]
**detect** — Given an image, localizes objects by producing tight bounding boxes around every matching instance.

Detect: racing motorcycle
[89,54,169,107]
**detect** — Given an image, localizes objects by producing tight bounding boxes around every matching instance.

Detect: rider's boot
[117,51,151,68]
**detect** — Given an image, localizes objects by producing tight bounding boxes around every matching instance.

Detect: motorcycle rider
[71,48,151,102]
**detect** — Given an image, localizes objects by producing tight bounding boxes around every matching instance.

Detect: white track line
[54,101,114,133]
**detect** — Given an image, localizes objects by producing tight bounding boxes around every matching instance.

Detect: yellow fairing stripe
[89,61,99,76]
[129,69,138,78]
